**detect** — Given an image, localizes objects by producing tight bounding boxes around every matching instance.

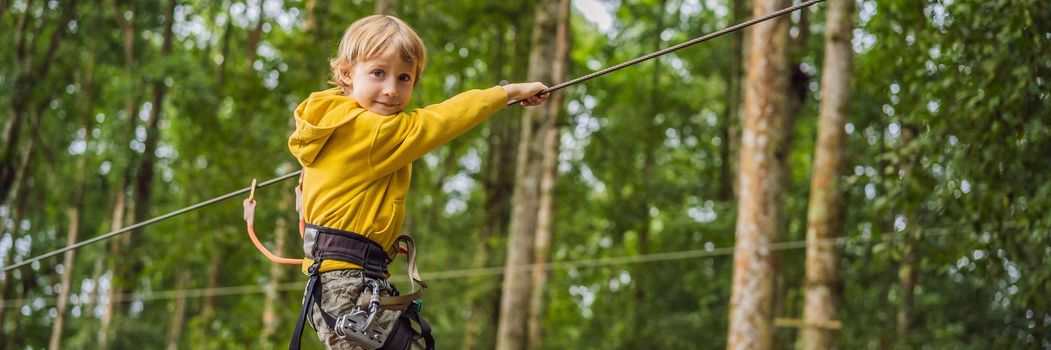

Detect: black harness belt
[289,224,433,350]
[310,225,391,279]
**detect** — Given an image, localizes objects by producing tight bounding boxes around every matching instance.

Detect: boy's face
[349,48,416,116]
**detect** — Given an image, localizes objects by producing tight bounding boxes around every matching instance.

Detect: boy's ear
[341,68,354,87]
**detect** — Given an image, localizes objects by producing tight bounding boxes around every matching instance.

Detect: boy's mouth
[374,101,399,108]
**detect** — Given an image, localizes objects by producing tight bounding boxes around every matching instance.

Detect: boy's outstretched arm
[366,82,550,177]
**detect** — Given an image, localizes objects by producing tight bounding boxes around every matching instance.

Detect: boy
[288,15,549,350]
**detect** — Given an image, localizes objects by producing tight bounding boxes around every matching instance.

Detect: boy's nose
[383,82,398,97]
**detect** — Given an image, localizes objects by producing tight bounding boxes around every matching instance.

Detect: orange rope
[243,179,302,265]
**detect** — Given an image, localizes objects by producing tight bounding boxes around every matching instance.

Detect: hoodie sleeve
[365,86,507,176]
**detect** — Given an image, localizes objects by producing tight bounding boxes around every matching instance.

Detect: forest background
[1,0,1049,349]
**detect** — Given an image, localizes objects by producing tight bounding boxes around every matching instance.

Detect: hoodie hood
[288,88,364,166]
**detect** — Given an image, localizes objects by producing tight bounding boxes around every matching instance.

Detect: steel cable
[508,0,826,105]
[2,171,301,272]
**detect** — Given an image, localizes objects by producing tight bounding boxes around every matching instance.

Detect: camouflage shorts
[306,269,424,350]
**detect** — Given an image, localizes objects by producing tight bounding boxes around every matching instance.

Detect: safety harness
[243,176,434,350]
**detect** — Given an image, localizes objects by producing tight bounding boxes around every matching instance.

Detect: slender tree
[896,229,919,344]
[801,0,854,348]
[215,4,234,90]
[726,0,792,348]
[721,0,749,201]
[462,9,541,348]
[0,0,78,204]
[245,0,267,64]
[97,180,128,348]
[496,0,563,349]
[464,17,520,350]
[527,0,571,348]
[773,0,812,330]
[165,270,190,350]
[98,0,141,344]
[0,143,33,347]
[894,125,920,346]
[98,186,127,348]
[102,1,176,345]
[130,0,175,244]
[48,36,98,350]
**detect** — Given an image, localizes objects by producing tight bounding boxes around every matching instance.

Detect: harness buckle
[333,305,385,349]
[330,277,388,349]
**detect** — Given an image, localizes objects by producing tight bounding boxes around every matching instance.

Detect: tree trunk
[726,0,792,349]
[246,0,266,63]
[47,148,86,350]
[200,253,222,336]
[526,1,570,348]
[216,6,233,90]
[116,0,174,318]
[525,126,559,350]
[165,270,190,350]
[896,230,918,342]
[0,142,33,347]
[83,258,103,330]
[97,187,127,348]
[890,122,920,345]
[772,3,812,344]
[8,272,37,349]
[132,0,175,237]
[464,12,529,349]
[111,0,142,176]
[722,0,748,202]
[98,1,141,344]
[48,27,98,349]
[1,128,38,348]
[800,0,853,349]
[0,0,77,210]
[0,272,14,346]
[496,1,562,349]
[464,112,517,350]
[111,0,139,127]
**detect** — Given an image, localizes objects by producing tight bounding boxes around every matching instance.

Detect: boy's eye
[370,70,384,78]
[398,74,412,82]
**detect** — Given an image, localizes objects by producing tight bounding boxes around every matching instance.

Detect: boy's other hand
[502,82,550,106]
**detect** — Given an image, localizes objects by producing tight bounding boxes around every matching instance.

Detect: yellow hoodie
[289,86,508,273]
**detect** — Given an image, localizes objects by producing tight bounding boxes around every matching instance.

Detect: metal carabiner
[360,278,386,331]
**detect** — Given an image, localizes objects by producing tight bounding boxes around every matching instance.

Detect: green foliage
[1,0,1048,349]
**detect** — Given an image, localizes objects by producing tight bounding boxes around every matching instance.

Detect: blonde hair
[329,15,427,95]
